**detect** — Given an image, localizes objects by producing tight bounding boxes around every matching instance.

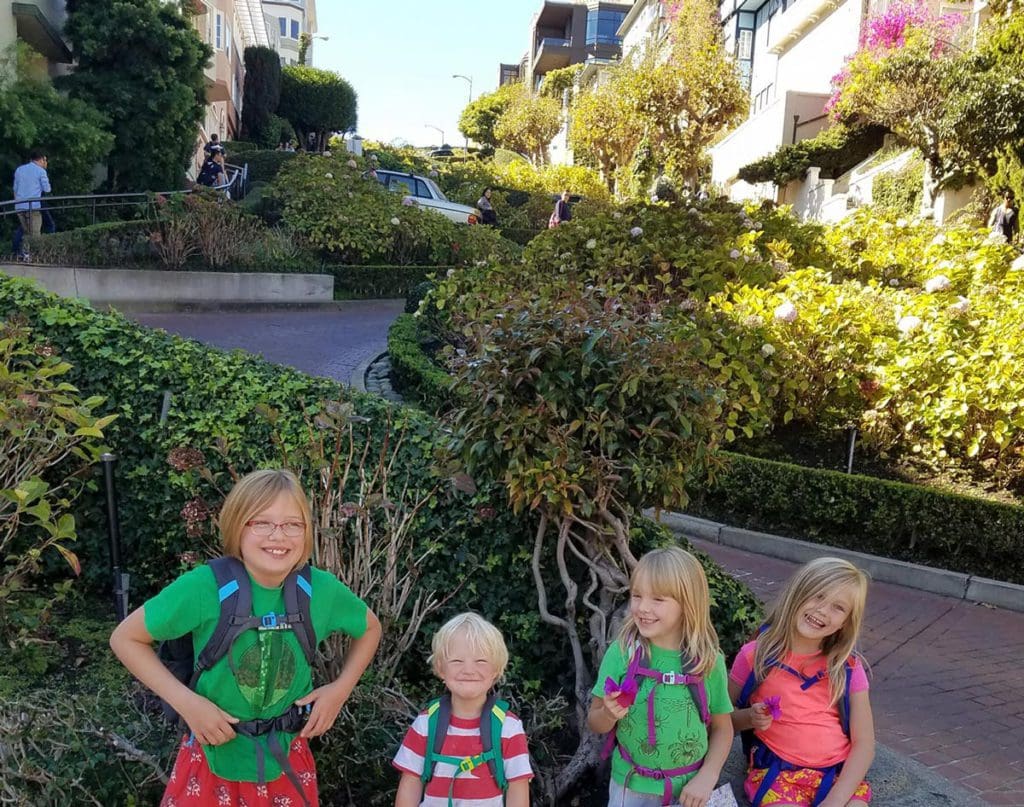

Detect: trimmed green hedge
[26,220,153,267]
[738,124,888,185]
[228,149,298,182]
[325,264,439,299]
[690,452,1024,584]
[387,313,451,413]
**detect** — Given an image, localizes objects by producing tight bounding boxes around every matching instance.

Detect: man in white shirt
[13,149,51,259]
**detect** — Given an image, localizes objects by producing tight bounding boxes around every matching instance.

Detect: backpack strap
[283,563,316,665]
[421,694,450,786]
[481,693,509,792]
[196,556,258,673]
[838,658,853,738]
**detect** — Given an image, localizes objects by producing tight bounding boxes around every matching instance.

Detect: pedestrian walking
[989,190,1018,244]
[477,187,497,226]
[12,148,51,261]
[203,133,223,156]
[196,150,228,189]
[549,189,572,228]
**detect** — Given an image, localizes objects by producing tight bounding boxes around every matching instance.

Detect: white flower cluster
[897,315,922,334]
[923,275,951,293]
[630,226,643,237]
[774,300,798,323]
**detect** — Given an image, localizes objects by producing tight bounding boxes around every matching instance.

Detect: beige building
[261,0,318,67]
[0,0,72,76]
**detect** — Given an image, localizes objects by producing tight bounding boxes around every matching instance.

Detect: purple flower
[763,695,782,720]
[604,676,638,707]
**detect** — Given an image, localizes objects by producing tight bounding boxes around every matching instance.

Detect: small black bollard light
[100,452,130,621]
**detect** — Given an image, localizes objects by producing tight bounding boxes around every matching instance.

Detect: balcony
[533,36,572,73]
[767,0,843,54]
[12,1,72,62]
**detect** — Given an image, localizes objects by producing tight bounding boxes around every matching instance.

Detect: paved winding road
[131,300,405,385]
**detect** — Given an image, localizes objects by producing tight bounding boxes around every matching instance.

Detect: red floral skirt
[161,735,319,806]
[744,765,871,805]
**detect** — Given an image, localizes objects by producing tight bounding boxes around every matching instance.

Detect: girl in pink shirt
[728,558,875,807]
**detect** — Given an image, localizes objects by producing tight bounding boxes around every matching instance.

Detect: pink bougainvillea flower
[763,695,783,720]
[604,676,639,707]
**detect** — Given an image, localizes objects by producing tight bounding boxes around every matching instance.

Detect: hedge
[227,149,298,182]
[325,264,439,299]
[26,220,153,267]
[690,452,1024,584]
[738,124,888,185]
[386,313,451,413]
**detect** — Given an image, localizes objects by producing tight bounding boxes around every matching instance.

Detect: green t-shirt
[592,641,733,798]
[144,564,369,782]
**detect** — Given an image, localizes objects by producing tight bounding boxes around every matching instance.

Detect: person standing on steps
[12,148,51,261]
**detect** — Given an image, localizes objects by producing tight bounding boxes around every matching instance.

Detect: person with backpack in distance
[110,469,382,806]
[393,612,533,807]
[589,547,734,807]
[729,557,874,807]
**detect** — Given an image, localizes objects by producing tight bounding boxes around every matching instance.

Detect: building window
[737,28,753,60]
[585,9,627,45]
[279,17,287,37]
[225,22,231,58]
[291,20,299,39]
[215,12,222,49]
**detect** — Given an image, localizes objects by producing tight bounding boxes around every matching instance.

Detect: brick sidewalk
[690,538,1024,806]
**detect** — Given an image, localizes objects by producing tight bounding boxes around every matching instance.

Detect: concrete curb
[350,351,385,392]
[653,511,1024,613]
[3,264,333,306]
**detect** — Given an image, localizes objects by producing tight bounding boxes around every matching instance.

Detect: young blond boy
[393,613,532,807]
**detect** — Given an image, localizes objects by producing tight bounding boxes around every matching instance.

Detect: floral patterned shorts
[161,735,319,806]
[744,765,871,805]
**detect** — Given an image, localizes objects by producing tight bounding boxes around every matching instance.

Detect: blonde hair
[219,469,314,570]
[754,557,869,707]
[429,612,509,680]
[617,547,720,678]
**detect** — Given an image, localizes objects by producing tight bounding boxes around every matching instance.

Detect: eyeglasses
[244,519,306,537]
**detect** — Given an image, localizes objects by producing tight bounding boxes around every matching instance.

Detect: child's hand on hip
[180,693,239,746]
[602,692,629,721]
[679,771,714,807]
[750,702,773,731]
[296,682,348,738]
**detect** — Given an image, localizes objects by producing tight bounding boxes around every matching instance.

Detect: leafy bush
[25,220,153,267]
[227,148,298,182]
[0,319,113,660]
[690,451,1024,583]
[270,154,520,266]
[738,125,889,185]
[871,155,925,217]
[326,264,435,299]
[221,140,258,153]
[387,313,451,413]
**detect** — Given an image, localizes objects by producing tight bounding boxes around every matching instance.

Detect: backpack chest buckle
[661,671,677,685]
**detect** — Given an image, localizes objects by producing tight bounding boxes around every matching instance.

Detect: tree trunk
[547,730,604,805]
[921,157,941,219]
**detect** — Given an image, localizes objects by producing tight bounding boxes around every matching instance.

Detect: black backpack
[157,556,317,725]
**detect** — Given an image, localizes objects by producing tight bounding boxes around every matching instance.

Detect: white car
[373,169,480,225]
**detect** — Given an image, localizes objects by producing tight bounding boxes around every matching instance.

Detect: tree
[491,82,562,165]
[569,0,746,197]
[241,46,282,142]
[59,0,210,191]
[278,65,357,152]
[828,2,1024,215]
[457,83,518,149]
[0,43,113,196]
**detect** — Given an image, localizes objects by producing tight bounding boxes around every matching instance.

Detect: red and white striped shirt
[392,708,533,807]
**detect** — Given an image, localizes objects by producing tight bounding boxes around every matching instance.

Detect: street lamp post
[425,124,445,149]
[452,74,473,155]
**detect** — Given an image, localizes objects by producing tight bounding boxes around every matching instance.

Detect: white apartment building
[710,0,863,202]
[261,0,317,67]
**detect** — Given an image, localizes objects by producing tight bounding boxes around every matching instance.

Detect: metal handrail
[0,163,247,222]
